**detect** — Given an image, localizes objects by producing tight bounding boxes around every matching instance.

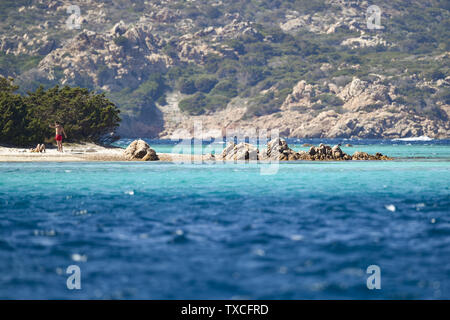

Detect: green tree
[210,80,238,98]
[0,76,18,93]
[178,77,197,94]
[25,85,121,143]
[0,77,121,146]
[179,92,207,115]
[0,91,29,146]
[194,75,218,93]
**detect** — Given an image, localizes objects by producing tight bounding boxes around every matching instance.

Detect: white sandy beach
[0,143,207,162]
[0,143,125,162]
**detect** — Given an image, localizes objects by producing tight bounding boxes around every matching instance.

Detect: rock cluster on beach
[261,138,301,161]
[124,139,159,161]
[123,138,391,162]
[218,142,259,161]
[298,143,353,161]
[218,138,392,161]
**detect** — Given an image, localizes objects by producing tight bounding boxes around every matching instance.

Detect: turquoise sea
[0,139,449,299]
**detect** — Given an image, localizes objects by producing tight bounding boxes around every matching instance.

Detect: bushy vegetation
[194,75,218,93]
[310,93,344,109]
[0,77,121,146]
[0,53,44,77]
[179,92,230,115]
[244,89,291,118]
[210,80,238,98]
[113,36,129,47]
[107,72,167,128]
[1,0,448,125]
[178,93,207,115]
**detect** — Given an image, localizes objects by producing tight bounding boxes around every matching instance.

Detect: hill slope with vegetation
[0,0,448,138]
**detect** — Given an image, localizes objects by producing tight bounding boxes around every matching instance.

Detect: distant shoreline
[0,141,397,162]
[0,143,210,162]
[0,143,126,162]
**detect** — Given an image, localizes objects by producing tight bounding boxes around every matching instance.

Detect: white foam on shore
[392,136,433,142]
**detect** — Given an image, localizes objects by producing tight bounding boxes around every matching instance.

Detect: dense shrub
[210,80,238,98]
[240,66,268,86]
[113,36,129,47]
[156,94,168,106]
[204,6,222,19]
[217,61,239,78]
[420,105,448,121]
[133,73,166,101]
[178,92,207,115]
[97,65,115,86]
[203,54,222,73]
[178,77,197,94]
[178,92,230,115]
[194,75,218,93]
[205,95,230,111]
[226,39,246,55]
[245,91,279,117]
[0,77,121,146]
[0,90,29,145]
[0,53,44,77]
[425,69,446,81]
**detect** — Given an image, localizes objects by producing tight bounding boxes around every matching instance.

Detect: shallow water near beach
[0,140,449,299]
[115,137,450,160]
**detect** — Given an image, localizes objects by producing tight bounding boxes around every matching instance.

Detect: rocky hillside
[1,0,449,138]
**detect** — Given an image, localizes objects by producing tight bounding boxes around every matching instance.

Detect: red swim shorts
[55,135,63,141]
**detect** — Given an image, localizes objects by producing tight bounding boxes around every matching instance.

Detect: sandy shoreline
[0,143,124,162]
[0,142,395,163]
[0,143,209,162]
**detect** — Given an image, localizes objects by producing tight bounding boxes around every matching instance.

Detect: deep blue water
[0,139,449,299]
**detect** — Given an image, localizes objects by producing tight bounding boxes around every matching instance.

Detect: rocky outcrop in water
[124,139,159,161]
[260,138,300,161]
[297,142,391,160]
[218,142,258,160]
[218,138,392,161]
[351,151,391,161]
[297,143,352,161]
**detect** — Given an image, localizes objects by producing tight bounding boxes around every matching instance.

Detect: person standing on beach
[49,122,67,152]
